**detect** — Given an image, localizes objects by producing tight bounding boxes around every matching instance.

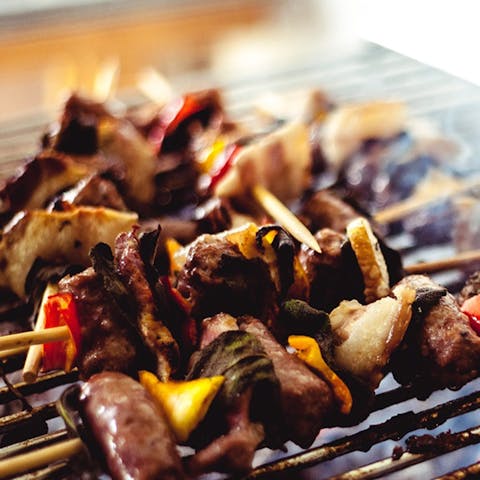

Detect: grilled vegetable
[139,370,224,443]
[461,294,480,335]
[346,217,390,303]
[329,284,415,388]
[0,207,137,298]
[288,335,352,415]
[42,293,81,373]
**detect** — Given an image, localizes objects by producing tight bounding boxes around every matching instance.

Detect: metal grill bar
[0,370,78,405]
[329,425,480,480]
[436,460,480,479]
[244,390,480,479]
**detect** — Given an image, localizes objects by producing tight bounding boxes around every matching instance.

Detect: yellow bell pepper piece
[288,335,352,415]
[346,217,390,303]
[197,138,226,174]
[139,370,224,443]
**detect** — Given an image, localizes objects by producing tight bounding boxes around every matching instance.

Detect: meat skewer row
[0,220,478,471]
[0,93,478,476]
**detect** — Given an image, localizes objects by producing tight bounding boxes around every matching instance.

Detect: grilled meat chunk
[239,316,334,448]
[51,175,127,211]
[299,228,363,312]
[177,235,277,321]
[188,322,280,475]
[457,271,480,306]
[391,275,480,389]
[59,268,140,379]
[115,230,179,380]
[80,372,185,480]
[0,152,89,226]
[300,189,360,234]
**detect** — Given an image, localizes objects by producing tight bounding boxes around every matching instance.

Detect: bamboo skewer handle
[0,326,70,352]
[252,184,322,253]
[23,283,58,383]
[0,438,83,478]
[374,178,480,224]
[0,346,29,360]
[404,249,480,275]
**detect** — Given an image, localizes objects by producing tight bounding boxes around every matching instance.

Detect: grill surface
[0,43,480,479]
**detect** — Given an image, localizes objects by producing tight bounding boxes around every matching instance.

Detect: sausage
[80,372,185,480]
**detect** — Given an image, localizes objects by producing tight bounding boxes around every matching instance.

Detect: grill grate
[0,43,480,479]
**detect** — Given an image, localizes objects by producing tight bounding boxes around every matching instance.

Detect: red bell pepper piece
[147,95,204,153]
[208,143,241,191]
[160,276,197,352]
[460,294,480,335]
[43,293,81,372]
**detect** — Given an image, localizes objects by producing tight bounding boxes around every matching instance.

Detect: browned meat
[115,230,179,380]
[177,235,277,321]
[299,228,364,312]
[51,175,127,211]
[239,316,334,448]
[59,268,139,378]
[0,151,89,226]
[391,275,480,389]
[300,189,360,233]
[195,197,233,234]
[54,93,108,155]
[199,313,239,349]
[457,271,480,306]
[80,372,184,480]
[187,388,265,476]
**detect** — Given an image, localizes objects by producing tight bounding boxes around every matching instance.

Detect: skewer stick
[374,178,480,224]
[252,184,322,253]
[23,284,58,383]
[0,438,83,478]
[404,249,480,275]
[0,346,29,360]
[0,326,70,352]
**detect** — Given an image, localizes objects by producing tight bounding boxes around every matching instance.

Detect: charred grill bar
[0,44,480,478]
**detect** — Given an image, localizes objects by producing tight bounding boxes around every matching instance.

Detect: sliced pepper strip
[139,370,224,443]
[208,144,241,191]
[461,294,480,335]
[288,335,352,415]
[43,293,81,372]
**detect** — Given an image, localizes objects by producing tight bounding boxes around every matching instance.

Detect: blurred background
[2,0,480,121]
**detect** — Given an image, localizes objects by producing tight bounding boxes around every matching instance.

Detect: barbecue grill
[1,43,480,479]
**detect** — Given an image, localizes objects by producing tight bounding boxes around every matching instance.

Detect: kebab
[0,91,478,480]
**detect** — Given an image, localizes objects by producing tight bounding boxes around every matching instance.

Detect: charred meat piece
[59,268,140,379]
[80,371,185,480]
[299,228,364,312]
[187,387,265,476]
[177,235,277,321]
[391,275,480,389]
[457,271,480,306]
[53,94,109,155]
[115,230,179,380]
[239,316,334,448]
[300,189,360,234]
[0,151,89,226]
[50,175,127,211]
[188,325,281,475]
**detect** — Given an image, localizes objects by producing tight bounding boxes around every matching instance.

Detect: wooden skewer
[0,346,29,360]
[0,438,83,478]
[0,326,70,353]
[23,284,58,383]
[252,184,322,253]
[404,249,480,275]
[374,177,480,224]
